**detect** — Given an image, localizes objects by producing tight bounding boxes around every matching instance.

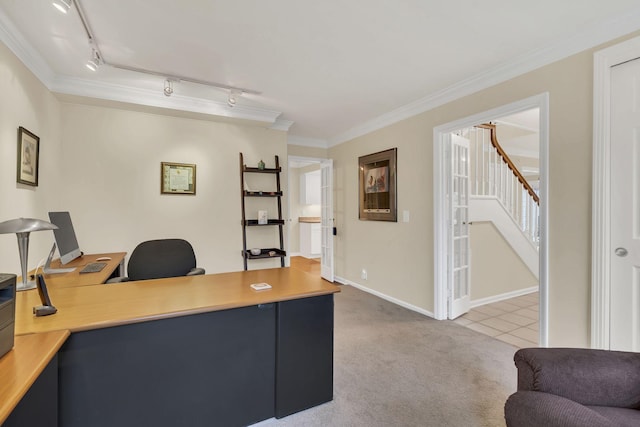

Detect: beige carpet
[255,284,518,427]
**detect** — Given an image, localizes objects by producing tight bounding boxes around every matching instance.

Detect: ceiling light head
[228,90,242,107]
[86,48,101,71]
[164,79,174,97]
[53,0,72,14]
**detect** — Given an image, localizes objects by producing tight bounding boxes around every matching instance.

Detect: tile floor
[454,292,539,348]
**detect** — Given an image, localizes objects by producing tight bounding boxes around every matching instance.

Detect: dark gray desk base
[57,295,334,426]
[3,355,58,427]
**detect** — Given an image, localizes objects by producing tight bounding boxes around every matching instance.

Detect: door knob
[615,247,628,257]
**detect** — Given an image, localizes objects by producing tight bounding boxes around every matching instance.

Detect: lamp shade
[0,217,58,291]
[0,218,58,234]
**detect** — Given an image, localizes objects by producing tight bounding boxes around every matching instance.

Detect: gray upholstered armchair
[504,348,640,427]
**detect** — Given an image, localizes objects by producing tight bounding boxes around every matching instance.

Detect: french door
[448,134,471,319]
[320,159,334,282]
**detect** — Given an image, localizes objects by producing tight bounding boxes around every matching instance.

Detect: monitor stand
[43,243,76,274]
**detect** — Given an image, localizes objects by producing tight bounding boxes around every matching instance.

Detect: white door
[320,159,334,282]
[610,58,640,351]
[449,134,471,319]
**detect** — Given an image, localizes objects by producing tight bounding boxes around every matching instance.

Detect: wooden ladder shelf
[239,152,286,270]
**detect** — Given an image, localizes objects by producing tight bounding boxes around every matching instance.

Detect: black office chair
[108,239,205,283]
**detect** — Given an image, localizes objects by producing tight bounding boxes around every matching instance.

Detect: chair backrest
[127,239,197,281]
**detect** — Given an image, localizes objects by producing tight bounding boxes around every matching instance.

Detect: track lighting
[86,48,101,71]
[164,79,174,97]
[58,0,262,100]
[53,0,72,14]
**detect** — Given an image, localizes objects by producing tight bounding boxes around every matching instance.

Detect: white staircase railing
[458,124,539,250]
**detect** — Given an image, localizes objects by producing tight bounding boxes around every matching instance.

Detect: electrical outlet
[361,269,367,280]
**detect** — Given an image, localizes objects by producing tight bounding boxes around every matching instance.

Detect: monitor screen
[48,211,82,265]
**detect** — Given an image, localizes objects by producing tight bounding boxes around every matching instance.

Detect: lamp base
[16,279,36,291]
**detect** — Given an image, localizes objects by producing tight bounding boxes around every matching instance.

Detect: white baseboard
[335,276,434,318]
[289,252,301,257]
[470,286,539,308]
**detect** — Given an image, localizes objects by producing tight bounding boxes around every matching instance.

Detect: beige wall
[0,42,65,274]
[329,30,640,347]
[0,38,288,275]
[56,103,288,273]
[287,144,328,159]
[470,222,537,301]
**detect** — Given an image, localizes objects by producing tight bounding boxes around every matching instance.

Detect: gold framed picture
[17,127,40,186]
[161,162,196,195]
[358,148,397,221]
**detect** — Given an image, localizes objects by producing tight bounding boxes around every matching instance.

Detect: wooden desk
[0,330,69,426]
[15,268,339,426]
[39,252,126,289]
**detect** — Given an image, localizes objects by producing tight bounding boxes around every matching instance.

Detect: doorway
[287,156,334,281]
[592,35,640,350]
[433,94,550,347]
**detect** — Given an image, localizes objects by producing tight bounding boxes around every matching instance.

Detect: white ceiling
[1,1,640,147]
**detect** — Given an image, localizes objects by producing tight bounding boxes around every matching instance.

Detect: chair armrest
[187,268,205,276]
[514,348,640,407]
[105,277,130,284]
[505,391,617,427]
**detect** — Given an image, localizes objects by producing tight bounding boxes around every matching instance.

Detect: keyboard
[80,262,107,274]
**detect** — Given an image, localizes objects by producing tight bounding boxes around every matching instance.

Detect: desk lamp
[0,217,58,291]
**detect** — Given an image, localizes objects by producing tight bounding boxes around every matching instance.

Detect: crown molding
[329,7,640,147]
[50,75,282,124]
[287,135,329,148]
[270,118,295,131]
[0,8,55,85]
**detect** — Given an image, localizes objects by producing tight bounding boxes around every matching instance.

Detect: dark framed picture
[161,162,196,195]
[359,148,397,221]
[17,126,40,186]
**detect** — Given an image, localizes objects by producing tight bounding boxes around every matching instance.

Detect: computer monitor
[48,211,82,265]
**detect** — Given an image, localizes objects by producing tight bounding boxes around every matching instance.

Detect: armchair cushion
[514,348,640,408]
[505,391,618,427]
[506,348,640,427]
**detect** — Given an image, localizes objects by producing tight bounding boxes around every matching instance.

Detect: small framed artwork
[161,162,196,195]
[359,148,397,221]
[17,126,40,186]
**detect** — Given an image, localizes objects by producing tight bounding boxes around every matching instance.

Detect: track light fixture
[164,79,174,97]
[53,0,72,14]
[228,90,242,107]
[86,47,101,71]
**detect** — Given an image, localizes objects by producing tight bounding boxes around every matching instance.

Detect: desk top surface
[40,252,126,288]
[0,330,70,424]
[16,268,339,335]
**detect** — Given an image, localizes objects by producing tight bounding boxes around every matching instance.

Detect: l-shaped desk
[7,267,340,426]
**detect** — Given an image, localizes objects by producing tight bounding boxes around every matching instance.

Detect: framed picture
[17,127,40,186]
[359,148,397,221]
[161,162,196,195]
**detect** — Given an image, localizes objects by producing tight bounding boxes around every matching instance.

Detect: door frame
[592,35,640,349]
[433,93,550,347]
[287,155,333,275]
